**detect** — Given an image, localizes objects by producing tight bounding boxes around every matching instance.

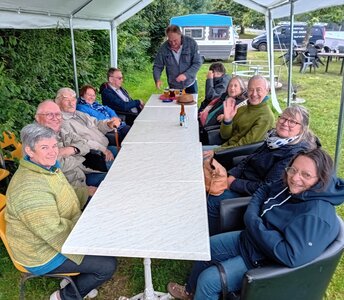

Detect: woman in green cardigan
[5,123,117,300]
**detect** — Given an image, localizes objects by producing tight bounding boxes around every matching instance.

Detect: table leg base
[119,292,173,300]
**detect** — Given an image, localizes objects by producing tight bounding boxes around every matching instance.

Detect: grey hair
[21,123,57,155]
[280,105,316,148]
[55,87,76,104]
[248,75,269,90]
[228,75,246,94]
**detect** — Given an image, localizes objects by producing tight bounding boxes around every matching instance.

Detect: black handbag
[82,149,108,172]
[213,261,240,300]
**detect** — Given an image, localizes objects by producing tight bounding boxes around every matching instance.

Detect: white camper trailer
[170,14,235,60]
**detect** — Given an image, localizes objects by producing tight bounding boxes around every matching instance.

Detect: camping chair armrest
[220,197,251,233]
[214,141,264,170]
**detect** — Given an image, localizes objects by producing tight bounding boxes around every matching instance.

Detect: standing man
[153,25,202,94]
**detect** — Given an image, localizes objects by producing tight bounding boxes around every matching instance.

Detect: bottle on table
[180,104,186,126]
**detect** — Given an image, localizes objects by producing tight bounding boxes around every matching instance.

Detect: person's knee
[97,257,117,280]
[195,267,221,299]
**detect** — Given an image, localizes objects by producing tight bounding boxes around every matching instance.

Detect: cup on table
[164,88,169,98]
[169,88,175,98]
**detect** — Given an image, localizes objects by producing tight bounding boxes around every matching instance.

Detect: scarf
[266,129,299,149]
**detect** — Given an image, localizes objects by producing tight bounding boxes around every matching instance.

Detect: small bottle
[179,104,185,126]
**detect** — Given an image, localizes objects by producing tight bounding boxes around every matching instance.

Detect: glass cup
[169,88,175,98]
[163,88,169,98]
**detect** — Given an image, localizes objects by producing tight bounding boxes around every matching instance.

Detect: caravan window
[209,27,229,40]
[184,27,204,40]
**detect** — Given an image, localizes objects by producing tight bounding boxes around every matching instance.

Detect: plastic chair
[0,201,82,300]
[0,168,9,182]
[0,132,22,161]
[300,44,323,73]
[219,197,344,300]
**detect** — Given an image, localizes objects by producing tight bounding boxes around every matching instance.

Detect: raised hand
[223,97,238,122]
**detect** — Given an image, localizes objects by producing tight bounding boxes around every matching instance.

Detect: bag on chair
[203,158,228,196]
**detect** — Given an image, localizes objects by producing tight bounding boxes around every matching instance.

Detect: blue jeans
[185,80,198,94]
[48,255,117,300]
[208,189,242,236]
[106,145,118,170]
[85,172,106,187]
[186,231,248,299]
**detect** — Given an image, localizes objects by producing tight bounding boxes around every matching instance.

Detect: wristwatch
[73,147,80,154]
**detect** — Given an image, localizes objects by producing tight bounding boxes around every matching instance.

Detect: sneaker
[50,290,61,300]
[60,279,98,299]
[167,282,193,300]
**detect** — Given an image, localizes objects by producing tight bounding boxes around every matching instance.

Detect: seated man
[203,75,275,155]
[77,84,130,145]
[35,100,106,187]
[100,67,144,114]
[55,88,120,170]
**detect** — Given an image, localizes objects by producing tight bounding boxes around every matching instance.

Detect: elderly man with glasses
[100,67,144,114]
[35,100,105,187]
[55,87,120,171]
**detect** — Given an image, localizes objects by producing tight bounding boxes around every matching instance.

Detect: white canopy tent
[0,0,153,92]
[233,0,344,171]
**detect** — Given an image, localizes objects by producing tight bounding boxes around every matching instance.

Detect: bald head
[247,75,270,105]
[35,100,62,132]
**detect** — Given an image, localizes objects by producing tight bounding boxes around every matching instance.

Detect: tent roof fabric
[234,0,344,18]
[0,0,154,29]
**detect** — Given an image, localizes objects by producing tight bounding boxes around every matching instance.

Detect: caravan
[170,14,236,60]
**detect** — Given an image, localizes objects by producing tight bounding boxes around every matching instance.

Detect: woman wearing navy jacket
[168,148,344,300]
[207,105,318,236]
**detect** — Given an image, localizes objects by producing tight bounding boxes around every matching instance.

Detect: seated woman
[168,148,344,299]
[202,75,274,152]
[207,105,317,235]
[77,84,130,145]
[199,75,247,128]
[5,124,117,300]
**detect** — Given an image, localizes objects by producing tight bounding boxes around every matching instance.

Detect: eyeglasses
[110,76,123,80]
[278,116,301,128]
[285,167,318,181]
[37,113,62,120]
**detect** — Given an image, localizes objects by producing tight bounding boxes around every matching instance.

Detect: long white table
[62,94,209,300]
[122,121,199,144]
[105,143,204,183]
[134,106,198,122]
[145,94,198,108]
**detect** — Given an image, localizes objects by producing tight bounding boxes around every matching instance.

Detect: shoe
[60,279,98,299]
[50,290,61,300]
[167,282,193,300]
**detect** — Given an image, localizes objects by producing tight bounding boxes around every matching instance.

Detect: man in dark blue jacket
[100,68,144,114]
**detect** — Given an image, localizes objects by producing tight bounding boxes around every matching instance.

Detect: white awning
[0,0,153,29]
[234,0,344,19]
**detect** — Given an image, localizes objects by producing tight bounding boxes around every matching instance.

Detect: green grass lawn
[1,50,344,299]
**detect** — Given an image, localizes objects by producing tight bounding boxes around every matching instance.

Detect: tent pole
[266,10,282,113]
[110,21,118,67]
[287,0,295,106]
[334,72,344,173]
[69,17,79,96]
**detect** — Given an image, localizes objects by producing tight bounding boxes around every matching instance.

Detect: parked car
[251,23,325,51]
